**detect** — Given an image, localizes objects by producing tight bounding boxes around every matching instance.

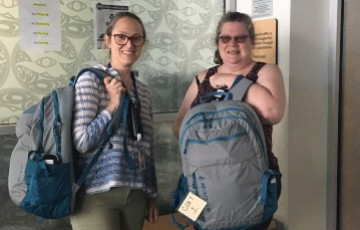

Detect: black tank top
[190,62,279,170]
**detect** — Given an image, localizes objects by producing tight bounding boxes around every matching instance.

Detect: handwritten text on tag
[178,192,207,221]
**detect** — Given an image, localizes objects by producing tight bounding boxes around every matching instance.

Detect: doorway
[338,0,360,229]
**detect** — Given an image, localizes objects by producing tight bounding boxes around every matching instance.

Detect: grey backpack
[172,76,281,230]
[8,67,124,219]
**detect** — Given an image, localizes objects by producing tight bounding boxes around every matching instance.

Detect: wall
[0,0,224,125]
[0,0,336,229]
[238,0,331,229]
[0,1,225,229]
[289,0,330,229]
[236,1,290,229]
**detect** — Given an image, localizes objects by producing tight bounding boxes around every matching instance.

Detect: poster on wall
[252,0,273,18]
[18,0,61,51]
[94,1,130,49]
[252,18,277,64]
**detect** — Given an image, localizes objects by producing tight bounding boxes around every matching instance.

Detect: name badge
[178,192,207,221]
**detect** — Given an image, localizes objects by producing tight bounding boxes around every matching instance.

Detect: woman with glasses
[70,12,158,230]
[173,11,286,230]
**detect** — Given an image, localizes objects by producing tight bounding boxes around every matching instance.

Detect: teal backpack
[8,67,125,219]
[172,76,281,230]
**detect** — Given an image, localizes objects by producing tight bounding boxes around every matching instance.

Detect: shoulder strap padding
[71,67,109,86]
[229,76,254,101]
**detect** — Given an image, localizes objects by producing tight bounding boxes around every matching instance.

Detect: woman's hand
[209,73,237,89]
[104,76,126,114]
[146,197,159,223]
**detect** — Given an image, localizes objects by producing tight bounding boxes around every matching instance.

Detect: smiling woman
[0,1,225,229]
[70,12,158,230]
[172,11,286,230]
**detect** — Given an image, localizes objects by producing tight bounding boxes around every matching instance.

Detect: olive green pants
[70,187,147,230]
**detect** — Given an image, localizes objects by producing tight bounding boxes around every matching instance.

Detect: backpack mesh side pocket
[20,153,72,219]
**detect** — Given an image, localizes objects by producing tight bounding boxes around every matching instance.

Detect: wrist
[106,103,117,114]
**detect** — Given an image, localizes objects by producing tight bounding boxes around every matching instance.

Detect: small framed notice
[252,18,278,64]
[252,0,273,18]
[178,192,207,221]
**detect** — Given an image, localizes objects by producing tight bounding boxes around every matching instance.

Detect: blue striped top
[72,64,157,197]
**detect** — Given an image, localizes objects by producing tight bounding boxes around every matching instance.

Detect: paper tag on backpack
[178,192,207,221]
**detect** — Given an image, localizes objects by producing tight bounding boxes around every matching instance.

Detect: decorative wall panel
[0,0,224,229]
[0,0,223,124]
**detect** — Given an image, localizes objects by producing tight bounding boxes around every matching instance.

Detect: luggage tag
[178,192,207,221]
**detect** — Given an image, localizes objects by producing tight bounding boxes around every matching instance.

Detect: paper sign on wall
[252,18,277,64]
[94,1,130,49]
[18,0,61,51]
[252,0,273,18]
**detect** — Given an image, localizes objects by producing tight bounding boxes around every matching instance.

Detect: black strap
[195,75,200,86]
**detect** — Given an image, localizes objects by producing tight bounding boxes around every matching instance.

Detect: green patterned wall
[0,0,224,125]
[0,1,224,229]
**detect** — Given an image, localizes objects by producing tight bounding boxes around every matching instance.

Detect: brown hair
[102,12,147,52]
[105,11,146,39]
[214,12,255,64]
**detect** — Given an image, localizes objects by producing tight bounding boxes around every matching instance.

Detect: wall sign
[252,18,277,64]
[252,0,273,18]
[94,1,129,49]
[18,0,61,51]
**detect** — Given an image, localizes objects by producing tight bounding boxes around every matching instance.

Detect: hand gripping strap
[74,67,125,187]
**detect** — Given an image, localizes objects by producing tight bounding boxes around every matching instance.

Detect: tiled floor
[143,213,194,230]
[143,213,277,230]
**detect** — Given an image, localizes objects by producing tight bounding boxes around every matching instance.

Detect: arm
[172,71,206,139]
[146,197,159,223]
[140,84,159,223]
[144,86,158,197]
[72,72,124,154]
[207,64,286,125]
[244,63,286,124]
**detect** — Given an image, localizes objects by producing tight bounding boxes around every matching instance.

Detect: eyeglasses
[219,35,249,44]
[112,34,145,46]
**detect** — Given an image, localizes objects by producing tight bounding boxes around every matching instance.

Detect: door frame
[225,0,236,12]
[327,0,342,229]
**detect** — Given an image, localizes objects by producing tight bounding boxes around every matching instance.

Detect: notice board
[252,18,277,64]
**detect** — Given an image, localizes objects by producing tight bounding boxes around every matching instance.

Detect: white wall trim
[225,0,237,12]
[327,0,342,229]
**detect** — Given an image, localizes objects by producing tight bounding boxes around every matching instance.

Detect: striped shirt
[72,64,157,197]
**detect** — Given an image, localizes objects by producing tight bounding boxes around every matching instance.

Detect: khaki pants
[70,187,147,230]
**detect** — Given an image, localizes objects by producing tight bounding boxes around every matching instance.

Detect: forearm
[245,83,286,124]
[73,109,112,153]
[72,72,112,153]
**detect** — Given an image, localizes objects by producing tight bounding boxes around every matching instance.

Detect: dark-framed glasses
[112,34,145,46]
[219,35,249,44]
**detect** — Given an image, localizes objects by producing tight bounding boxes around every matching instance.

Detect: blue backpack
[172,76,281,230]
[8,67,125,219]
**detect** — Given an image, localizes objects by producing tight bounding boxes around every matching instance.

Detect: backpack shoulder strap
[73,67,124,187]
[70,67,109,86]
[229,62,267,100]
[229,75,254,101]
